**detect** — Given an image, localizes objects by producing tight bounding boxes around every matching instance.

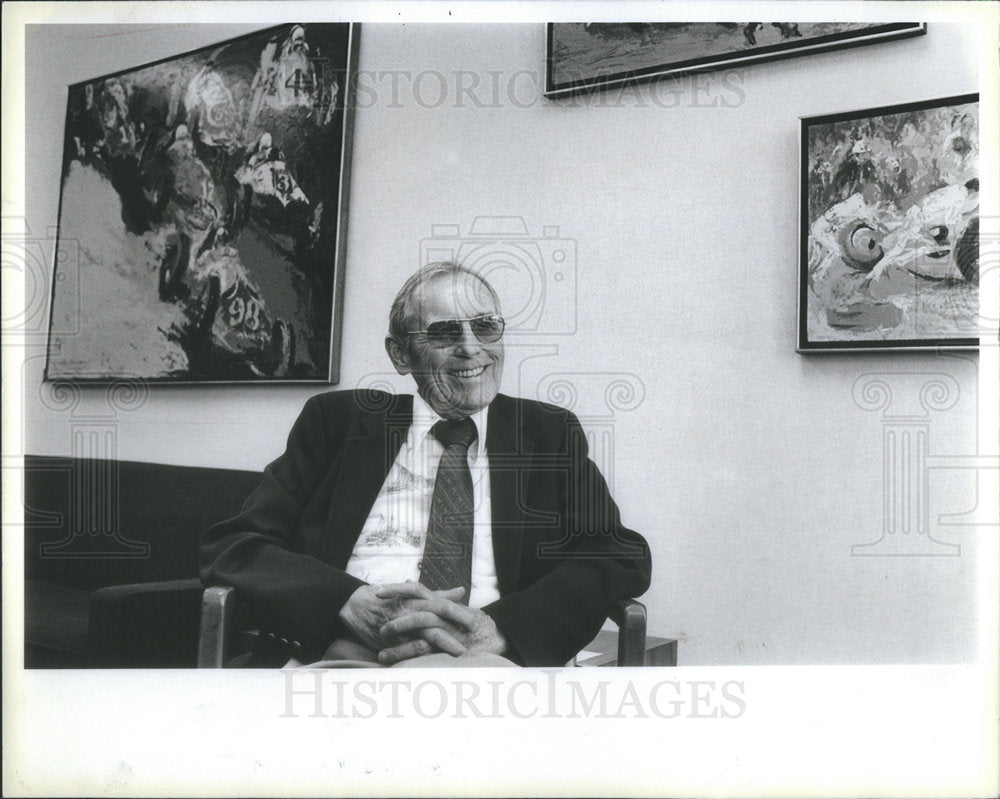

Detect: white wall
[22,20,990,664]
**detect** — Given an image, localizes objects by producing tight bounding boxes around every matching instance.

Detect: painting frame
[545,22,927,98]
[44,22,359,385]
[797,93,980,353]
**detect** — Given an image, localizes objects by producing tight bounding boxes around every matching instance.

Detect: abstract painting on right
[798,94,980,352]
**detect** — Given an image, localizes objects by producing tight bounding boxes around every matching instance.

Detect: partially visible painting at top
[545,22,926,97]
[799,95,979,351]
[46,23,357,382]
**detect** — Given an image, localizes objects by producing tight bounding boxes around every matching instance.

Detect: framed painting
[798,94,980,352]
[45,23,358,383]
[545,23,926,98]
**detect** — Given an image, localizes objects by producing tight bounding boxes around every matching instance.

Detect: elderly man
[200,262,650,666]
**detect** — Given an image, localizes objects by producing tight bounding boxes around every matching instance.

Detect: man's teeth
[452,366,485,377]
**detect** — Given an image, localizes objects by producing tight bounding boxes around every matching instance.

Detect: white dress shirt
[344,393,501,608]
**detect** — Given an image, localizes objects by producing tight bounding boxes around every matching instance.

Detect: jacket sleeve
[199,395,366,652]
[482,409,651,666]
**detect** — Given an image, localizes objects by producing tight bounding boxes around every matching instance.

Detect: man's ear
[385,336,412,375]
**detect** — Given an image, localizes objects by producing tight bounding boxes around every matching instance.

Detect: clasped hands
[337,582,507,665]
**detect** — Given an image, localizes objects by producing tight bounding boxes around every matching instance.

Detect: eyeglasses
[406,314,505,348]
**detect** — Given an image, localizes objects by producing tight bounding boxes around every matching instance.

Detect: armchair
[24,455,260,668]
[197,586,649,667]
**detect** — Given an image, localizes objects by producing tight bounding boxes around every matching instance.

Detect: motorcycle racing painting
[798,94,980,352]
[45,23,356,382]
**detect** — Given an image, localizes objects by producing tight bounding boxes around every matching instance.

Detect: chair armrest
[198,586,239,668]
[87,578,204,667]
[608,598,647,666]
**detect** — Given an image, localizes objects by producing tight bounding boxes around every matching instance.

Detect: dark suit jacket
[200,390,651,666]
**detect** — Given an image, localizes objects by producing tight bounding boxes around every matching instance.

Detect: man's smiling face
[387,271,504,419]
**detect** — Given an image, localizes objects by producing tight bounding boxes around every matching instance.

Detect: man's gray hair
[387,261,500,340]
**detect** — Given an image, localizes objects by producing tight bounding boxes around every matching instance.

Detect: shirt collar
[410,392,488,460]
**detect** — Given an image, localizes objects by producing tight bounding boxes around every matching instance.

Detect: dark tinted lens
[470,314,504,342]
[420,315,504,347]
[424,319,464,346]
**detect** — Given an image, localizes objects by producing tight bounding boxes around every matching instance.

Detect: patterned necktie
[419,417,477,602]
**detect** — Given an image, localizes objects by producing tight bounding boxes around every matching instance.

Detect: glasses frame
[405,313,506,348]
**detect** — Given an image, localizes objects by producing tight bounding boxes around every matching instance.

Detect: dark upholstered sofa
[23,455,260,668]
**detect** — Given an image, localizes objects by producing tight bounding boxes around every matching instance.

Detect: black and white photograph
[4,2,998,797]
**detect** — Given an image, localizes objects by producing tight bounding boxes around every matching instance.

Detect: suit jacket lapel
[322,393,412,564]
[487,395,533,596]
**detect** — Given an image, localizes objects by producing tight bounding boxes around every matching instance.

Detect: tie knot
[432,417,477,450]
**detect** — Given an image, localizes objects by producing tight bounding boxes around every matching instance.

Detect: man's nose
[453,321,482,354]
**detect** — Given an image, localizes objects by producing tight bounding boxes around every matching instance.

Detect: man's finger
[395,587,464,616]
[378,638,433,665]
[413,598,479,632]
[380,611,450,640]
[375,582,434,600]
[421,627,467,657]
[376,582,465,602]
[425,599,478,631]
[376,584,478,632]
